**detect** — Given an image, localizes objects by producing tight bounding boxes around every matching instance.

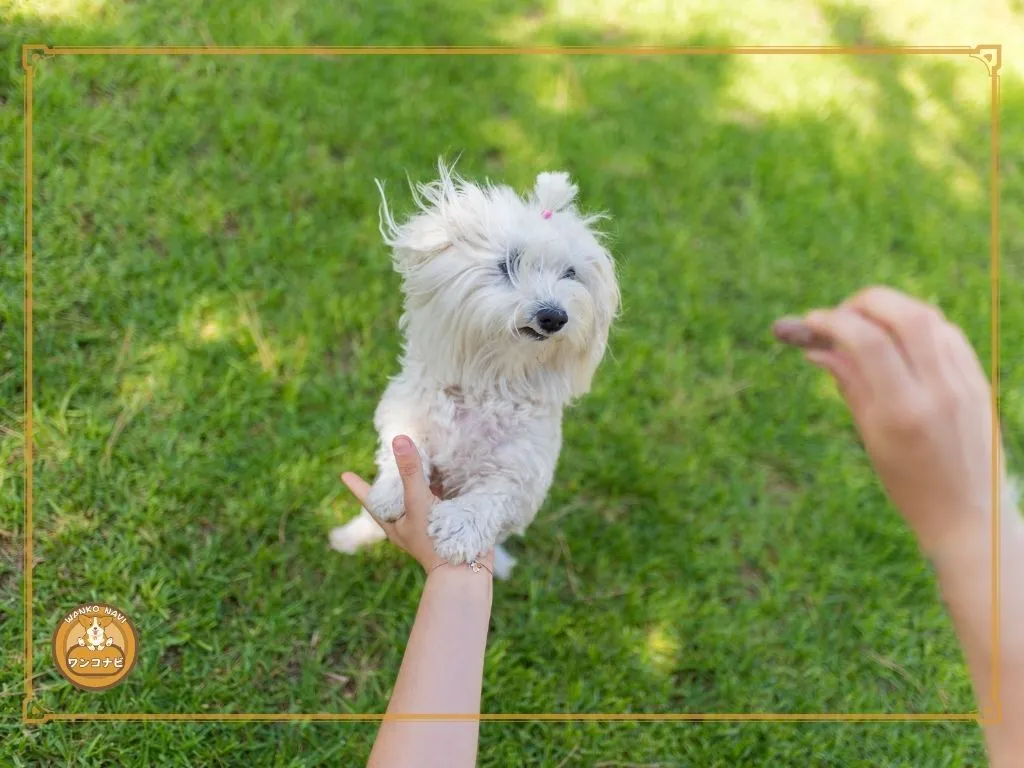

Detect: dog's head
[79,615,113,647]
[377,160,620,400]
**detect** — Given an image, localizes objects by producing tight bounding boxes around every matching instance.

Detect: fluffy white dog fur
[329,160,620,578]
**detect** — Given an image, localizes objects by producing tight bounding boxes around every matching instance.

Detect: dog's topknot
[532,172,578,214]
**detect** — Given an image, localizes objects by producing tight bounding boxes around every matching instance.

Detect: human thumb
[392,436,434,515]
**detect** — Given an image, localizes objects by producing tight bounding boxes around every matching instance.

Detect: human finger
[391,436,436,518]
[803,348,862,407]
[340,471,371,508]
[803,307,912,402]
[772,316,834,350]
[939,321,990,398]
[845,286,945,379]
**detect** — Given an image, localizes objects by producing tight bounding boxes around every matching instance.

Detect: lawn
[2,0,1023,764]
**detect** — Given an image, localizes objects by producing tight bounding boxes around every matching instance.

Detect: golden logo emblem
[52,603,139,691]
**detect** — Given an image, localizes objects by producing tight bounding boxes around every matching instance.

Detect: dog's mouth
[517,327,549,341]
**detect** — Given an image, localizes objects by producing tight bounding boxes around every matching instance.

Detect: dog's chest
[425,386,543,497]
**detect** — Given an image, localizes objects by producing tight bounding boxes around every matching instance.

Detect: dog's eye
[500,249,521,280]
[561,267,577,281]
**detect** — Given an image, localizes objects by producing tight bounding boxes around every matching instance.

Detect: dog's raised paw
[366,475,406,522]
[428,500,488,566]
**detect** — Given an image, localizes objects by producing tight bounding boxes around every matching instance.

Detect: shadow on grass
[0,0,1020,763]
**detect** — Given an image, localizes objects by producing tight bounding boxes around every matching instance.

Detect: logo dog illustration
[65,613,126,676]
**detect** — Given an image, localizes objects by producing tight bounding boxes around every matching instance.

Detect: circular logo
[52,603,139,691]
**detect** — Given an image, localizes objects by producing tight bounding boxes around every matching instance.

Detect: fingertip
[341,472,364,489]
[392,435,414,455]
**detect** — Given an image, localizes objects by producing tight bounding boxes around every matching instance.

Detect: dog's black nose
[536,306,569,334]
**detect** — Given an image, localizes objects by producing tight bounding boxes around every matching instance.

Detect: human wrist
[425,560,495,596]
[921,502,1024,575]
[422,549,495,576]
[916,515,986,568]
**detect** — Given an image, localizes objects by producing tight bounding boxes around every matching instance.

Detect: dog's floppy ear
[532,171,578,214]
[377,157,504,271]
[375,178,452,270]
[567,244,620,398]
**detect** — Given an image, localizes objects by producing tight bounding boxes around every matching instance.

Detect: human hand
[774,286,1006,560]
[341,436,495,574]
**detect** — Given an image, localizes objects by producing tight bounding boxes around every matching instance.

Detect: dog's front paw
[427,500,490,565]
[366,475,405,522]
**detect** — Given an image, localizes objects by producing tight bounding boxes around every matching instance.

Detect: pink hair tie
[541,210,553,219]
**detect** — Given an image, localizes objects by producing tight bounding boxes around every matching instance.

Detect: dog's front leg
[329,431,431,554]
[428,472,546,567]
[365,384,433,524]
[366,432,432,523]
[329,382,431,554]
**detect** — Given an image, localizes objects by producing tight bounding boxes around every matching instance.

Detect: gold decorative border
[20,44,1003,725]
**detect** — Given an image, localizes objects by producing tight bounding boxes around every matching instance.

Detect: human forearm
[387,566,492,714]
[930,503,1024,767]
[368,566,493,768]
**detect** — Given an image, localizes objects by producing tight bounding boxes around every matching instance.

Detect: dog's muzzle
[519,304,568,340]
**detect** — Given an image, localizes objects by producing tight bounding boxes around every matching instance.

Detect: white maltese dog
[329,160,620,579]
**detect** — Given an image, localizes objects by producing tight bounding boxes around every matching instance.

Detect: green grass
[2,0,1024,764]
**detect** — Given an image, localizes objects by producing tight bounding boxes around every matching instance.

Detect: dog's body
[329,162,619,577]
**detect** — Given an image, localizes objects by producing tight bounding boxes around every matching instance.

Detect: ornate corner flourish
[970,45,1002,76]
[22,695,49,724]
[22,45,55,74]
